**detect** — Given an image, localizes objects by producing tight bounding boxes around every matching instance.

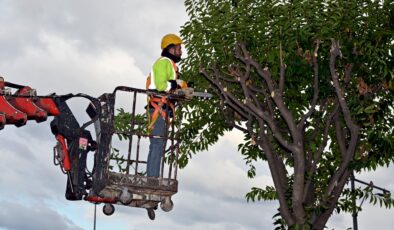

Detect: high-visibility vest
[146,57,178,91]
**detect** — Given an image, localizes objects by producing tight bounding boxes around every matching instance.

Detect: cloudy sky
[0,1,393,230]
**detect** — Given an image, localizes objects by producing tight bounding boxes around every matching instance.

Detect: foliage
[339,185,394,213]
[113,108,147,140]
[180,0,394,228]
[112,107,182,172]
[110,108,148,173]
[246,186,278,202]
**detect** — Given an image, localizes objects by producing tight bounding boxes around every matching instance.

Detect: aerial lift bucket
[84,87,184,219]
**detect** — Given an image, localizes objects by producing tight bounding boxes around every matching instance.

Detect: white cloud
[2,31,144,96]
[180,133,273,199]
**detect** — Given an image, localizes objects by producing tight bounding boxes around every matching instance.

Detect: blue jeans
[147,109,168,177]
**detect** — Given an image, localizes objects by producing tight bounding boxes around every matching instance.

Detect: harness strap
[147,96,175,132]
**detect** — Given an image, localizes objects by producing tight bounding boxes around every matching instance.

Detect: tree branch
[335,112,348,158]
[314,170,351,229]
[279,39,285,93]
[325,40,360,197]
[200,67,248,118]
[314,104,339,169]
[258,120,295,226]
[235,42,300,145]
[202,63,296,153]
[244,102,295,152]
[329,40,359,135]
[303,104,338,201]
[298,40,321,130]
[249,85,275,119]
[232,124,249,133]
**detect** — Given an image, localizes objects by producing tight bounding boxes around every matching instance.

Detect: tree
[179,0,394,229]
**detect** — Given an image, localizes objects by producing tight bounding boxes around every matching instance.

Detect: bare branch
[235,42,306,222]
[201,68,294,155]
[232,124,249,133]
[218,75,239,84]
[298,40,321,130]
[236,43,276,92]
[249,86,275,117]
[235,42,300,143]
[325,39,360,197]
[279,39,285,93]
[200,67,249,119]
[236,59,262,111]
[244,102,295,152]
[201,60,296,153]
[329,40,359,135]
[304,104,339,201]
[314,104,339,167]
[335,112,347,158]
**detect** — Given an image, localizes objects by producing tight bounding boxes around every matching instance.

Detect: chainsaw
[173,79,213,100]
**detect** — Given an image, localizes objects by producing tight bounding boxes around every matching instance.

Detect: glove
[176,79,188,89]
[168,80,178,90]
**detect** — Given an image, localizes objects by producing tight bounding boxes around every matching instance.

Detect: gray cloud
[101,191,277,230]
[0,201,83,230]
[0,133,37,160]
[0,130,67,201]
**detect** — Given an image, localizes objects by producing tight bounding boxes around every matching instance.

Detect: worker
[146,33,183,178]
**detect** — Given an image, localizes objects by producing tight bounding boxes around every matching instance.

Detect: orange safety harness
[147,96,175,131]
[146,58,178,132]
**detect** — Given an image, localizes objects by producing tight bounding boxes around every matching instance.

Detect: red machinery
[0,112,5,130]
[0,76,60,127]
[0,77,27,127]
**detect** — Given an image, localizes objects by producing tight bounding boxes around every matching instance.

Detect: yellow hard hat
[161,34,183,49]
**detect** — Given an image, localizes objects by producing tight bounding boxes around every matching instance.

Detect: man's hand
[176,79,188,89]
